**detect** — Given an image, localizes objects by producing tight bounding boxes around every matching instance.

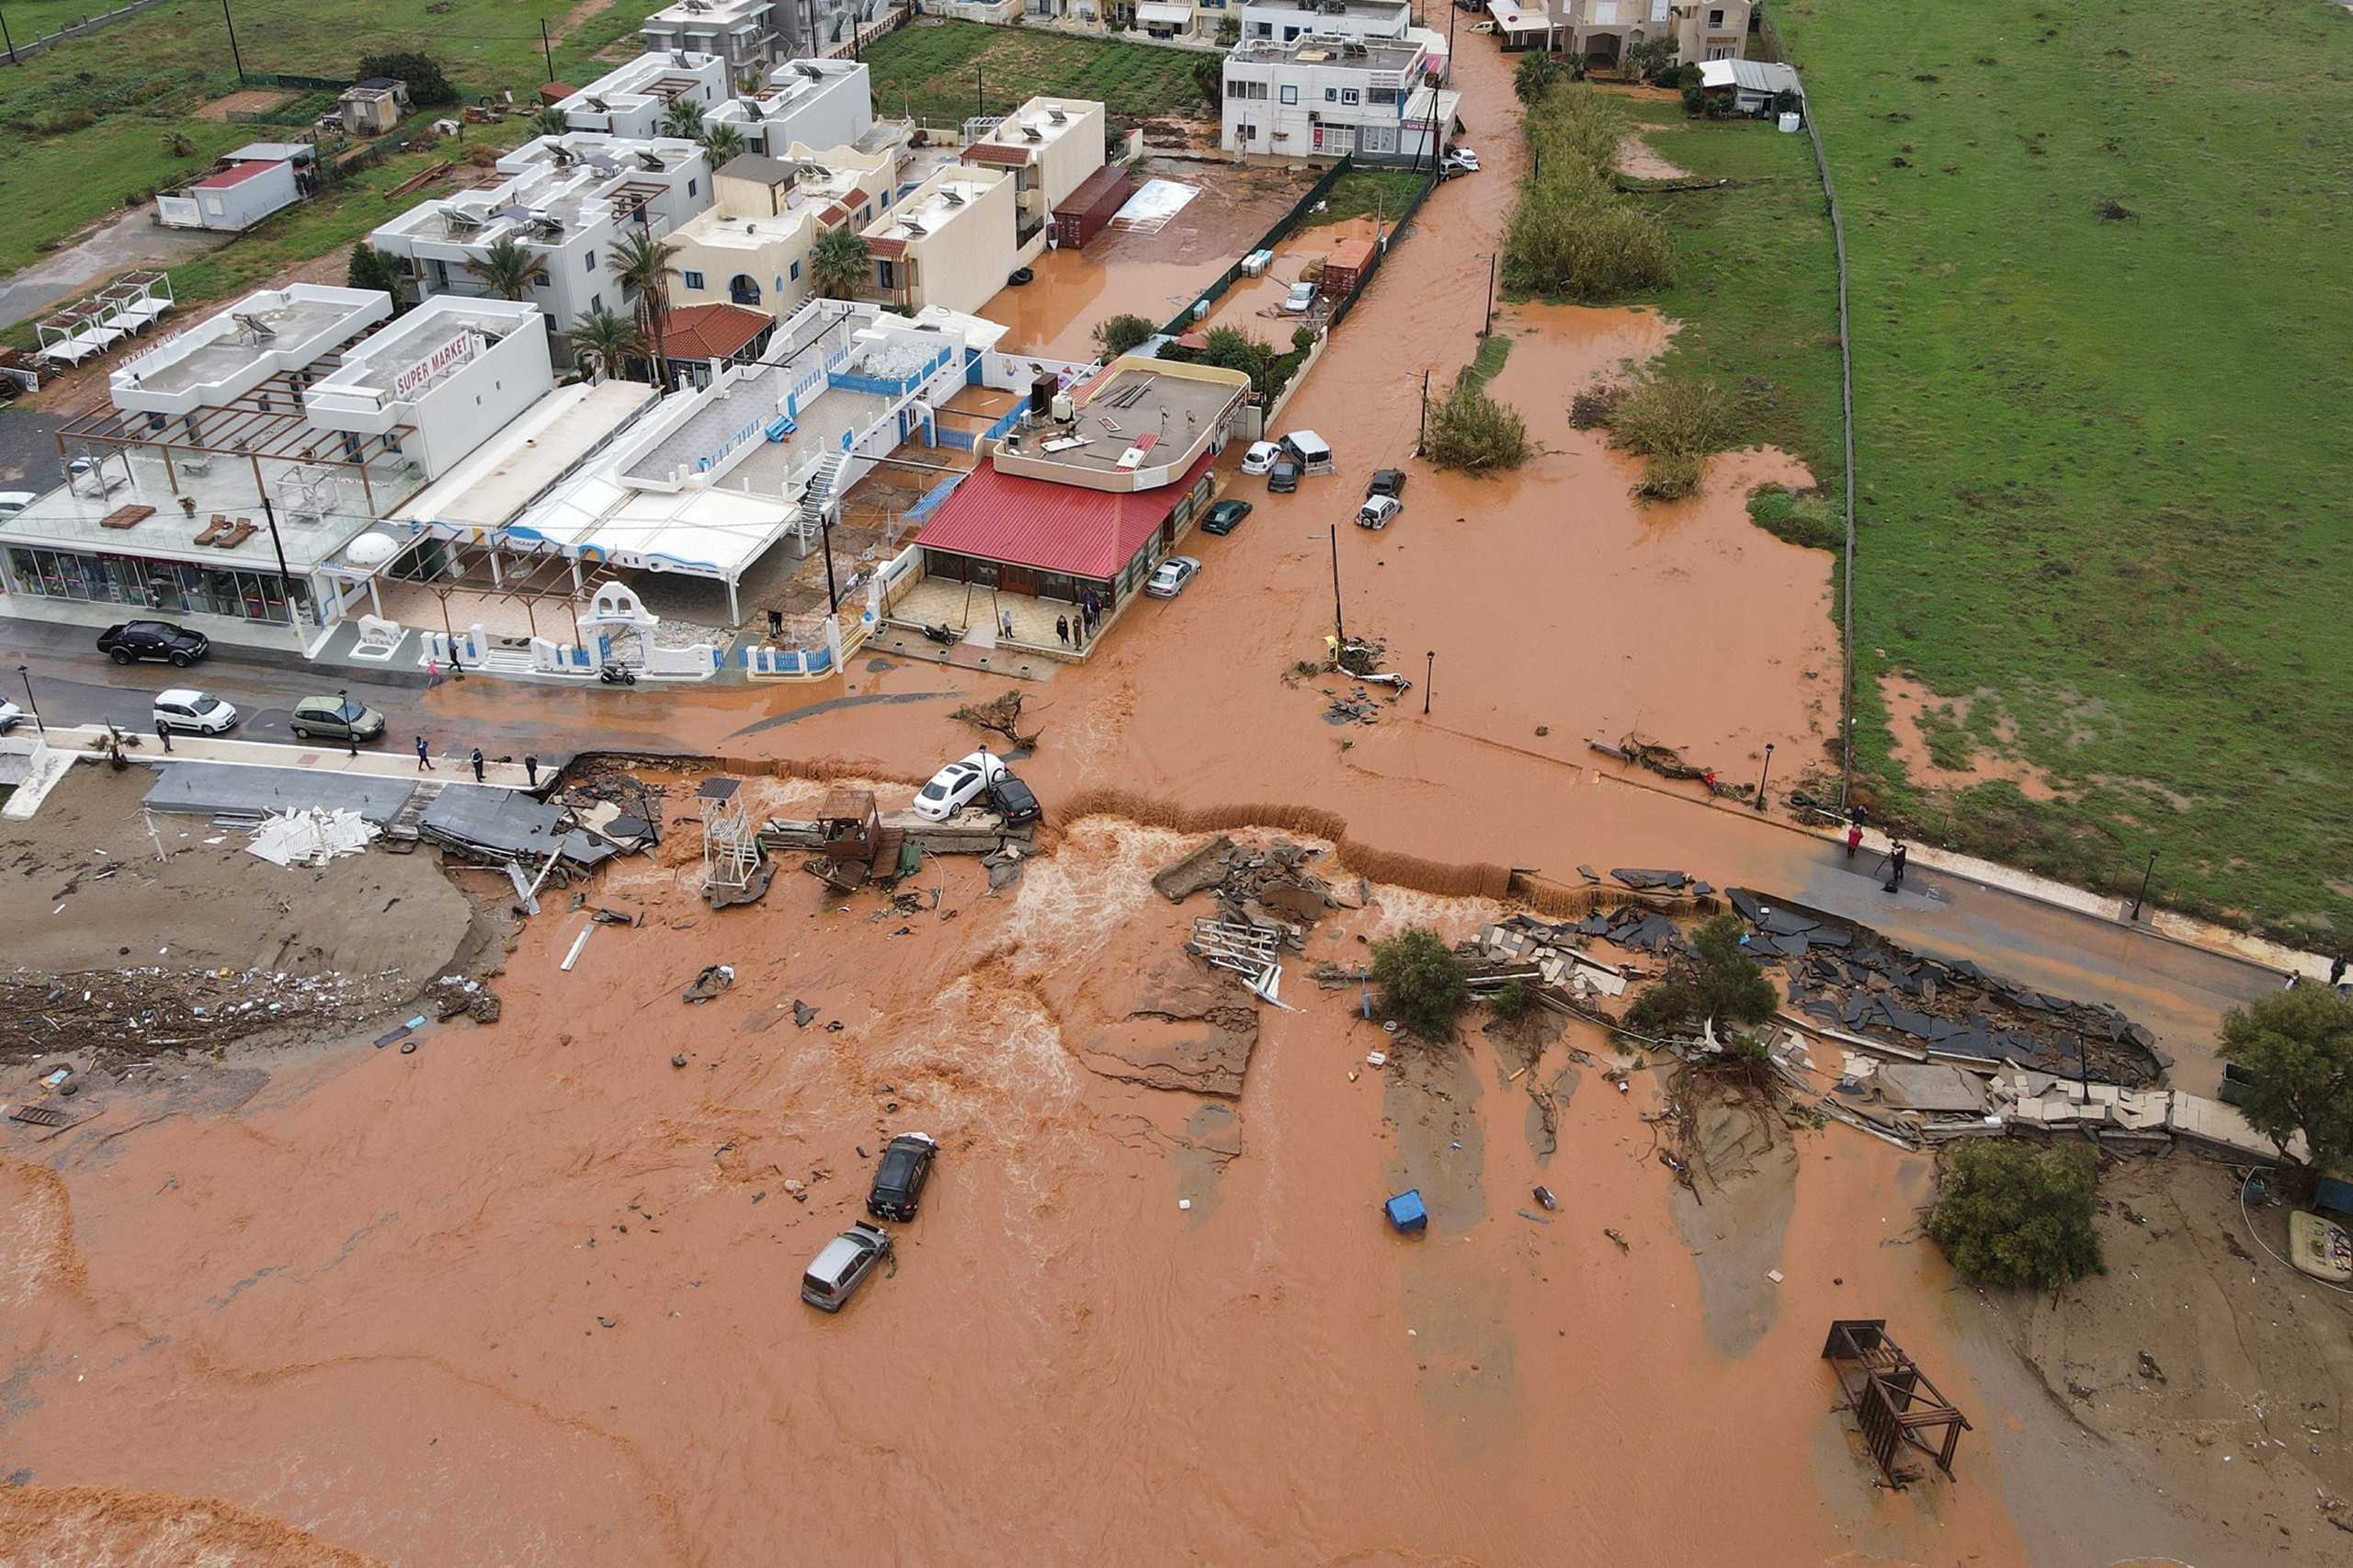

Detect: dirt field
[193,90,298,122]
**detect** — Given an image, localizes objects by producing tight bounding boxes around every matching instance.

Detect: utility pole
[257,494,299,632]
[1415,368,1429,456]
[540,19,556,85]
[1753,741,1774,811]
[220,0,245,85]
[1423,650,1433,715]
[2128,848,2158,922]
[1481,250,1496,337]
[3,10,18,68]
[975,66,984,119]
[16,664,42,735]
[819,503,841,615]
[1327,522,1345,650]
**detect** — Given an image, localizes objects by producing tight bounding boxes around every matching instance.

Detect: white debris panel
[245,807,379,868]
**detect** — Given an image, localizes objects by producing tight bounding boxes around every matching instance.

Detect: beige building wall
[862,170,1018,318]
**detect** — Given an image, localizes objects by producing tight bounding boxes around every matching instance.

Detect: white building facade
[1221,34,1453,163]
[860,168,1030,317]
[556,51,731,139]
[1239,0,1410,44]
[706,57,878,157]
[955,97,1108,243]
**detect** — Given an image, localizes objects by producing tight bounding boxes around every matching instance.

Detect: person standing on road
[525,755,540,790]
[1889,841,1909,889]
[470,747,485,783]
[415,734,433,771]
[426,655,440,689]
[1845,822,1863,860]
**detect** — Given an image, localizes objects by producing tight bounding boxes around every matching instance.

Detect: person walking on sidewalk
[470,747,485,783]
[1845,822,1863,860]
[426,655,440,690]
[1055,616,1070,648]
[415,735,433,771]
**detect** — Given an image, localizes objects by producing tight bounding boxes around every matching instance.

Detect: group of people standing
[1000,589,1104,652]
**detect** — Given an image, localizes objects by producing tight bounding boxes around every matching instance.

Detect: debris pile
[420,784,654,878]
[244,807,377,869]
[951,690,1040,750]
[1151,835,1364,942]
[1727,889,2165,1084]
[3,964,421,1061]
[1457,915,1635,1004]
[1587,733,1742,799]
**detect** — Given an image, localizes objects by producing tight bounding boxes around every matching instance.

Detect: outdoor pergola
[367,528,622,645]
[1821,1319,1972,1485]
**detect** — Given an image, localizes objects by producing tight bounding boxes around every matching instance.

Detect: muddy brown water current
[0,38,2166,1568]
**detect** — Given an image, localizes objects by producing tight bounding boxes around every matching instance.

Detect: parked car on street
[1241,441,1281,475]
[1267,454,1302,493]
[987,773,1042,826]
[1279,430,1333,472]
[0,491,35,519]
[1200,498,1253,535]
[289,695,387,744]
[97,620,209,667]
[801,1221,892,1312]
[913,749,1009,822]
[1144,555,1200,598]
[0,699,23,734]
[866,1133,939,1221]
[1442,147,1481,176]
[1367,468,1406,500]
[151,687,237,734]
[1282,279,1319,313]
[1356,494,1404,530]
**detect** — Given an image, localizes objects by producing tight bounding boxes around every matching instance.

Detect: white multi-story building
[642,0,883,74]
[556,51,730,140]
[860,168,1028,317]
[667,150,896,320]
[370,134,714,335]
[1239,0,1410,44]
[1518,0,1751,67]
[1221,33,1456,163]
[955,97,1107,243]
[706,57,878,158]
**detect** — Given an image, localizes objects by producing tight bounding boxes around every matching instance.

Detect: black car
[97,620,210,667]
[988,773,1042,826]
[1267,455,1302,494]
[866,1133,939,1221]
[1367,468,1406,500]
[1006,267,1036,286]
[1200,498,1253,535]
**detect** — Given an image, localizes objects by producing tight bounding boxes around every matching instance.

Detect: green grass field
[1754,0,2353,938]
[862,19,1207,126]
[0,0,660,281]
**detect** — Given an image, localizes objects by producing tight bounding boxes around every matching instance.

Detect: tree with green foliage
[1193,53,1223,115]
[1927,1142,2104,1290]
[698,120,747,165]
[464,235,546,301]
[1515,51,1563,107]
[609,229,681,388]
[2218,985,2353,1176]
[1217,15,1242,46]
[1677,62,1704,118]
[811,226,871,301]
[1625,914,1778,1036]
[1092,312,1158,358]
[529,105,570,138]
[1624,37,1677,85]
[358,51,456,108]
[1195,325,1279,394]
[1290,324,1317,353]
[661,97,709,141]
[1491,979,1530,1022]
[570,304,646,382]
[346,244,409,308]
[1504,83,1676,301]
[1425,371,1529,474]
[1371,926,1470,1041]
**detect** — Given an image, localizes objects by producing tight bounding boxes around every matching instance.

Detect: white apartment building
[370,134,713,335]
[706,57,877,158]
[666,152,894,320]
[556,51,730,139]
[955,97,1107,242]
[1530,0,1751,67]
[861,167,1028,317]
[1239,0,1410,44]
[0,288,555,640]
[1222,33,1455,163]
[641,0,779,82]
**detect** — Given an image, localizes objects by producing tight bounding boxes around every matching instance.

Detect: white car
[1443,147,1481,175]
[1144,555,1201,599]
[1241,441,1281,475]
[0,699,23,733]
[0,491,36,519]
[152,687,238,735]
[1355,494,1404,530]
[1281,279,1319,313]
[912,750,1009,822]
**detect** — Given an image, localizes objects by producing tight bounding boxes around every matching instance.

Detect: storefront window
[6,546,309,625]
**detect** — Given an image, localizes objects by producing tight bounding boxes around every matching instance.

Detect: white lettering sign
[390,332,483,401]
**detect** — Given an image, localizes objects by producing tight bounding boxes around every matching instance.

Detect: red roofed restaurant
[892,355,1251,659]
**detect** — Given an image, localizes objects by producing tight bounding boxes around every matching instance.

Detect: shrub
[1371,926,1470,1041]
[1624,915,1778,1035]
[1631,450,1704,500]
[1503,172,1676,300]
[2218,985,2353,1176]
[1426,371,1529,474]
[1746,484,1843,551]
[1197,325,1280,394]
[1492,979,1530,1021]
[1604,372,1751,500]
[1515,51,1563,107]
[1926,1141,2104,1290]
[346,244,408,303]
[358,51,457,108]
[1290,324,1316,353]
[1093,312,1157,358]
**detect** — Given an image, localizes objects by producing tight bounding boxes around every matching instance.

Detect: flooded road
[0,35,2188,1568]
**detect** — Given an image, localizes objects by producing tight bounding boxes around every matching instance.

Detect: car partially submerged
[1241,440,1281,475]
[1355,494,1404,530]
[801,1221,892,1312]
[987,773,1042,826]
[1366,468,1406,500]
[866,1133,939,1221]
[1144,555,1200,598]
[1199,498,1253,535]
[913,750,1009,822]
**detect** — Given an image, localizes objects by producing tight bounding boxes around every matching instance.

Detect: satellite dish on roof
[347,532,400,566]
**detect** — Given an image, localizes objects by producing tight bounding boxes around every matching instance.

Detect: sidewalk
[0,607,428,688]
[27,725,550,791]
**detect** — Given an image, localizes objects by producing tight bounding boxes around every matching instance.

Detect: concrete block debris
[244,807,378,869]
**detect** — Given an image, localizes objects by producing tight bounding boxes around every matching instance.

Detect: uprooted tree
[2218,984,2353,1179]
[1625,913,1778,1038]
[1926,1140,2104,1290]
[1371,926,1469,1041]
[952,689,1041,751]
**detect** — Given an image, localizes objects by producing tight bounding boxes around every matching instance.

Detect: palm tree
[660,96,707,141]
[696,119,747,166]
[609,228,682,390]
[529,105,569,138]
[810,227,870,302]
[464,235,545,301]
[571,305,647,383]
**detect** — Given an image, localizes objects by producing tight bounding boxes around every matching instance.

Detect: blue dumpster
[1384,1189,1427,1235]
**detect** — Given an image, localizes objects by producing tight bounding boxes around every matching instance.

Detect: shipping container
[1052,165,1137,251]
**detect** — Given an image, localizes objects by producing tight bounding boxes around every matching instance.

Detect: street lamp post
[1753,742,1774,811]
[1423,650,1433,716]
[1481,251,1496,338]
[339,687,358,756]
[2128,849,2158,922]
[16,664,41,735]
[1327,522,1345,649]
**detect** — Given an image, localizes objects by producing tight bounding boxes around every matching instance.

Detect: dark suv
[987,774,1042,827]
[866,1133,939,1221]
[97,620,210,667]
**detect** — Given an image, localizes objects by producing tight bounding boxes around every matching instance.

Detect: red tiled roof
[866,235,906,259]
[914,449,1217,582]
[659,302,773,362]
[961,142,1032,167]
[193,161,278,190]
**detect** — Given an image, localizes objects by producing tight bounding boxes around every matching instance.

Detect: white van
[1279,430,1333,474]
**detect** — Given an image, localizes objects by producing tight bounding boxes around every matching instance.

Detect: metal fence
[1157,155,1362,338]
